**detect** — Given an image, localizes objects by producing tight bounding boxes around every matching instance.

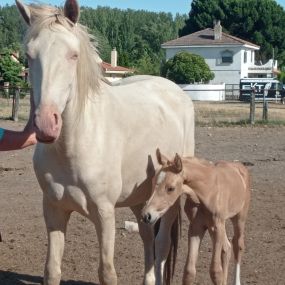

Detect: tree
[162,51,214,84]
[0,48,24,86]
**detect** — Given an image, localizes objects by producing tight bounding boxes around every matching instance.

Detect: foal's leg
[91,201,117,285]
[183,208,206,285]
[208,219,226,285]
[43,197,71,285]
[131,204,155,285]
[155,200,180,285]
[221,233,231,285]
[231,206,249,285]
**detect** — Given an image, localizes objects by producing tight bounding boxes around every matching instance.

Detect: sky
[0,0,285,15]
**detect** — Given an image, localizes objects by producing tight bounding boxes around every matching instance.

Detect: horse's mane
[24,3,104,113]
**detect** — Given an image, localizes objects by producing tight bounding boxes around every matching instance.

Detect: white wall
[165,46,250,85]
[180,83,225,101]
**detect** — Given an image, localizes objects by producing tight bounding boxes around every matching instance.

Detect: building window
[244,51,247,63]
[221,50,233,64]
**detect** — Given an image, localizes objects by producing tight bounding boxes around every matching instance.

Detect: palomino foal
[142,149,251,285]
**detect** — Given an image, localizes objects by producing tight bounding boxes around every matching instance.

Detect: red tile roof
[162,28,259,49]
[102,62,133,73]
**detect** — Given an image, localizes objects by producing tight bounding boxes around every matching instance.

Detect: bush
[162,51,214,84]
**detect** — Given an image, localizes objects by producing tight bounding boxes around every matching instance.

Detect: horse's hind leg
[131,204,155,285]
[231,201,249,285]
[221,233,231,285]
[208,219,226,285]
[43,197,71,285]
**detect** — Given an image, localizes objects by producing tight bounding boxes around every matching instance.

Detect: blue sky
[0,0,285,15]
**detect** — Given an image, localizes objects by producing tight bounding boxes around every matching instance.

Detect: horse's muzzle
[34,105,62,143]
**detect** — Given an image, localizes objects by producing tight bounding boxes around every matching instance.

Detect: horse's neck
[55,84,104,153]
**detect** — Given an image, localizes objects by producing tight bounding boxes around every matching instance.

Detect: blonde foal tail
[164,200,182,285]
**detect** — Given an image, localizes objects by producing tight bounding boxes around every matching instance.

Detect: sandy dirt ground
[0,120,284,285]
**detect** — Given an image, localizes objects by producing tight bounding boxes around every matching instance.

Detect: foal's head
[142,149,184,224]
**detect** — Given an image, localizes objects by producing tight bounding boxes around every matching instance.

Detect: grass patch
[196,119,285,127]
[194,101,285,127]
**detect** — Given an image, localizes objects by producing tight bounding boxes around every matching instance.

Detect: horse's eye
[167,187,175,193]
[71,53,79,60]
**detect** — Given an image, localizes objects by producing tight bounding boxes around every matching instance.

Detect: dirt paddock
[0,119,285,285]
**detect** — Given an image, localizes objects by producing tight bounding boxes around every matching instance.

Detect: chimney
[214,20,222,40]
[111,48,117,67]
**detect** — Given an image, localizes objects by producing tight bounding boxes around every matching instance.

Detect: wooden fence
[0,86,31,121]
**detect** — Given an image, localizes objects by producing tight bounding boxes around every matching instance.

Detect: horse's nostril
[143,213,152,224]
[54,113,59,126]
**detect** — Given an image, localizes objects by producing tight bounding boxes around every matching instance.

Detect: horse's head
[16,0,101,143]
[142,149,184,224]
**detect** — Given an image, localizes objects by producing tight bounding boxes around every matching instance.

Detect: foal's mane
[25,3,104,112]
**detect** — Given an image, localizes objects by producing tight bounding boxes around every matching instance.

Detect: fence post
[262,88,269,121]
[263,101,268,121]
[12,88,20,122]
[250,87,255,125]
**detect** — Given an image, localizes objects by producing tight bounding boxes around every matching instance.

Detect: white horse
[15,1,195,285]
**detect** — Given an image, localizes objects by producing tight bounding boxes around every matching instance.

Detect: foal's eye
[167,187,175,193]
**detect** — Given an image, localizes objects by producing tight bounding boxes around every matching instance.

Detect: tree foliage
[0,48,24,86]
[0,4,186,76]
[162,51,214,84]
[79,6,186,75]
[2,1,285,75]
[180,0,285,66]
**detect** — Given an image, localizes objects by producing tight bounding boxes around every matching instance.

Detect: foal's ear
[173,153,183,173]
[156,148,169,166]
[64,0,80,24]
[15,0,31,25]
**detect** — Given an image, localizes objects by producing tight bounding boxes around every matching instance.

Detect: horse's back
[110,75,195,157]
[215,161,250,217]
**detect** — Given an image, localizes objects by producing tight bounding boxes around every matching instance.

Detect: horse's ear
[173,153,183,173]
[156,148,168,166]
[15,0,31,25]
[64,0,80,24]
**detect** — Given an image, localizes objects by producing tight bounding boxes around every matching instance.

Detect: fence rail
[0,86,284,125]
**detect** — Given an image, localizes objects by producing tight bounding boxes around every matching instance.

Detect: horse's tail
[164,202,182,285]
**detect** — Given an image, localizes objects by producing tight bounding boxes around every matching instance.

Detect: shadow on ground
[0,270,98,285]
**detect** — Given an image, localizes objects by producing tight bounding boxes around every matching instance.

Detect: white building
[161,21,278,85]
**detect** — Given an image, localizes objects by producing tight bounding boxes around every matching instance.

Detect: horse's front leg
[208,219,226,285]
[131,204,155,285]
[43,196,71,285]
[91,201,117,285]
[183,203,207,285]
[155,200,180,285]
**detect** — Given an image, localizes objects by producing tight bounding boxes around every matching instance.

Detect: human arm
[0,128,36,151]
[0,91,37,151]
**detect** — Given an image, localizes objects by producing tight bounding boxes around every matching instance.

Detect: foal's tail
[164,202,182,285]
